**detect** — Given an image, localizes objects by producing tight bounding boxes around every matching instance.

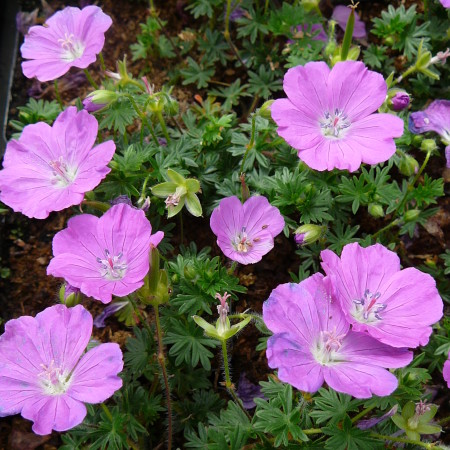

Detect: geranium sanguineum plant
[271,61,404,172]
[263,274,413,399]
[210,196,284,265]
[0,107,115,219]
[321,243,443,348]
[47,203,163,303]
[0,304,123,435]
[21,5,112,82]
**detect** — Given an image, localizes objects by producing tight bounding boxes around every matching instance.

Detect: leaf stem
[53,80,63,109]
[154,304,173,450]
[351,405,376,423]
[83,68,99,89]
[303,428,322,435]
[156,110,171,143]
[373,149,432,240]
[240,114,257,174]
[101,402,113,421]
[224,0,247,69]
[99,52,106,72]
[369,432,435,449]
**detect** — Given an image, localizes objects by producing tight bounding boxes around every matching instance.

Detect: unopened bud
[390,92,410,111]
[368,203,384,218]
[398,154,419,176]
[87,89,118,106]
[404,209,420,222]
[294,224,326,246]
[259,100,274,119]
[421,138,437,153]
[59,283,82,306]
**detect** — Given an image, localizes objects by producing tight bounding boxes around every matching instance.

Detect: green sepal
[193,315,221,339]
[185,178,200,193]
[167,168,186,185]
[184,193,202,217]
[167,197,185,218]
[151,182,177,197]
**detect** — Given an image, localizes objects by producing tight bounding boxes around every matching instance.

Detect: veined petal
[266,334,324,393]
[328,61,387,121]
[70,343,123,403]
[323,363,399,399]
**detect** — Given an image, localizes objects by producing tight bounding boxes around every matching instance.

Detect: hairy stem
[351,405,377,423]
[99,52,106,72]
[240,114,257,175]
[224,0,247,69]
[156,110,171,143]
[369,432,435,449]
[54,80,63,109]
[123,94,159,145]
[154,304,173,450]
[83,68,99,89]
[101,402,113,421]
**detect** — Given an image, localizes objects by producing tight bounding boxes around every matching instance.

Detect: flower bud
[368,203,384,218]
[259,100,274,119]
[59,283,82,306]
[294,224,325,246]
[390,92,410,111]
[421,138,438,153]
[398,154,419,176]
[82,96,106,112]
[87,89,118,106]
[404,209,420,222]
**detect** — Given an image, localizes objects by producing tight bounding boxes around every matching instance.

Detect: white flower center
[311,328,346,366]
[351,289,387,324]
[97,249,128,280]
[58,32,85,62]
[233,227,254,253]
[320,109,351,139]
[49,158,77,188]
[38,360,71,395]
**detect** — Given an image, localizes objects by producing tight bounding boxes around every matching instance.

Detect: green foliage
[371,5,430,59]
[9,99,61,137]
[310,389,361,425]
[181,57,215,89]
[253,383,308,447]
[164,318,218,370]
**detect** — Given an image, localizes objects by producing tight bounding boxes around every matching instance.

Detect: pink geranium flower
[263,274,412,398]
[21,6,112,82]
[332,5,367,39]
[271,61,404,172]
[210,196,285,265]
[47,203,163,303]
[0,304,123,435]
[321,243,443,348]
[443,355,450,388]
[0,107,115,219]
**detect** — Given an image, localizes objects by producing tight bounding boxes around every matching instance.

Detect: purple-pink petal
[69,343,123,403]
[21,6,112,82]
[321,243,443,348]
[0,107,115,219]
[210,196,284,265]
[331,5,367,39]
[443,357,450,387]
[408,100,450,138]
[0,304,123,435]
[263,273,412,398]
[47,203,153,303]
[272,61,402,172]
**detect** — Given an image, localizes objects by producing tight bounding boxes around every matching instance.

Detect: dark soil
[1,0,449,448]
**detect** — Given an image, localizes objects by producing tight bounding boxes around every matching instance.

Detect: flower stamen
[97,249,128,280]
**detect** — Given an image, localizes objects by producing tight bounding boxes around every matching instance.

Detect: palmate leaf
[253,384,308,447]
[310,388,361,425]
[323,416,382,450]
[181,57,215,89]
[99,97,136,134]
[164,319,217,370]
